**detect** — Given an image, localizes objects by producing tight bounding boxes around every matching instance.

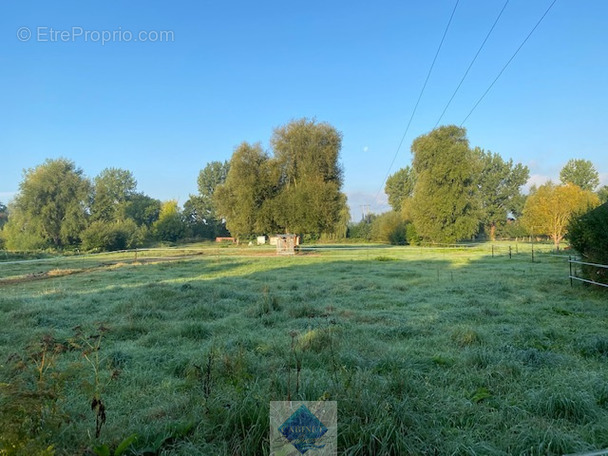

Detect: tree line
[0,122,605,251]
[350,125,605,247]
[0,118,349,251]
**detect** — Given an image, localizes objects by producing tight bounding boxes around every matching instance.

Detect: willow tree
[214,119,347,239]
[410,126,480,243]
[90,168,137,223]
[214,142,277,240]
[271,118,345,235]
[4,158,90,249]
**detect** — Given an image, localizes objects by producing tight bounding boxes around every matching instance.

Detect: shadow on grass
[1,251,607,455]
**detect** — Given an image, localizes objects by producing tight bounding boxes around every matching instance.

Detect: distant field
[1,243,607,455]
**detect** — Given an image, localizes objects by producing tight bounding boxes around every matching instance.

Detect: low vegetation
[1,243,607,455]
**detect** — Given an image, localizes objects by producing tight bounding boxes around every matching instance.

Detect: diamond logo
[278,405,328,454]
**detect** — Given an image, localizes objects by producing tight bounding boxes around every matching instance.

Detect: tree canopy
[385,166,415,213]
[214,142,276,239]
[271,118,345,235]
[214,119,347,239]
[152,200,186,242]
[410,126,480,243]
[522,182,600,248]
[124,193,161,227]
[597,185,608,204]
[475,148,529,240]
[384,127,530,242]
[3,158,90,249]
[1,159,162,251]
[90,168,137,222]
[560,159,600,191]
[183,161,230,239]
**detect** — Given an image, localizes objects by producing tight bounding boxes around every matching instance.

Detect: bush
[347,215,375,241]
[500,219,529,239]
[405,223,421,245]
[152,201,186,242]
[81,220,144,252]
[568,203,608,285]
[1,219,47,250]
[370,212,406,245]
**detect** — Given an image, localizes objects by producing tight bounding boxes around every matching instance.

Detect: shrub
[347,215,376,241]
[500,219,529,239]
[152,201,186,242]
[568,203,608,285]
[405,222,421,245]
[81,220,144,252]
[370,211,406,245]
[1,219,47,250]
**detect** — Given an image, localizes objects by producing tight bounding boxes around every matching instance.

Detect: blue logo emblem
[278,405,328,454]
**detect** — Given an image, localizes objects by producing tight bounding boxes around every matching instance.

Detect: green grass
[0,242,606,455]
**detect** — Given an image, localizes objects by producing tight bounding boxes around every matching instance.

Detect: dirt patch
[0,268,85,286]
[0,255,200,287]
[0,251,317,287]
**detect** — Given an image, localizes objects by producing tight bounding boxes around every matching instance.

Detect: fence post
[509,246,512,259]
[531,245,535,263]
[569,255,573,287]
[492,245,494,258]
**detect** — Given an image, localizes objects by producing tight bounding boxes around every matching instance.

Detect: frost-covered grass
[1,243,607,455]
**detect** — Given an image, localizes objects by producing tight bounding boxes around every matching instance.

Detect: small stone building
[276,234,299,255]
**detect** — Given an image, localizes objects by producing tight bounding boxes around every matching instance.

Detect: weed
[374,256,396,261]
[529,388,597,424]
[92,433,138,456]
[579,336,608,358]
[451,327,482,347]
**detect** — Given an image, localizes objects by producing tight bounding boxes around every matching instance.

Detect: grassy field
[1,243,607,455]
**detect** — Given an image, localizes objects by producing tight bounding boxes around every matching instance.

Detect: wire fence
[3,244,605,291]
[569,257,608,289]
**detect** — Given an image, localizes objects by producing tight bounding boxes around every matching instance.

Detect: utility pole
[360,204,370,221]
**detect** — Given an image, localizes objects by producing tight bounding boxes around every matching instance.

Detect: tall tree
[559,159,600,191]
[410,126,480,243]
[475,148,529,240]
[90,168,137,222]
[3,158,90,248]
[522,182,599,248]
[271,118,345,235]
[214,142,276,240]
[385,166,416,212]
[124,193,161,227]
[184,160,230,238]
[214,119,347,239]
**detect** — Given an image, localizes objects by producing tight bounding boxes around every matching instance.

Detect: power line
[460,0,558,126]
[373,0,460,209]
[434,0,510,129]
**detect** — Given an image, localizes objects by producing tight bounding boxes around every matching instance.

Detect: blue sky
[2,1,607,220]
